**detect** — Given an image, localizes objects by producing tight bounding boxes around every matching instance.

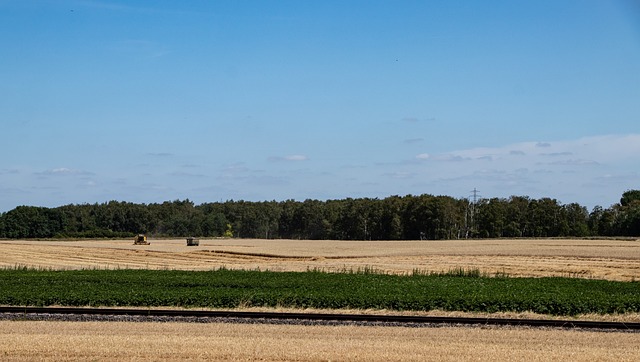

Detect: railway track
[1,306,639,331]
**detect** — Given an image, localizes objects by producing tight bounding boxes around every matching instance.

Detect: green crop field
[1,268,639,316]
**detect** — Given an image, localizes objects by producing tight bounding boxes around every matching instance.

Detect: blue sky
[1,0,639,212]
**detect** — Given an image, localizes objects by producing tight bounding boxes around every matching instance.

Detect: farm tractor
[134,234,150,245]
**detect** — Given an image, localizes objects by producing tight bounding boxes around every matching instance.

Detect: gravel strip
[0,312,441,328]
[1,312,638,333]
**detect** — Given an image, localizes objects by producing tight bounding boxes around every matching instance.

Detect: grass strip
[1,268,638,316]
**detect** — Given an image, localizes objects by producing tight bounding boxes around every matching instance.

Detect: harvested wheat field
[1,238,639,281]
[1,320,639,362]
[2,239,639,361]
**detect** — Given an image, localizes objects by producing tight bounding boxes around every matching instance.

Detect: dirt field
[1,238,639,281]
[1,320,639,361]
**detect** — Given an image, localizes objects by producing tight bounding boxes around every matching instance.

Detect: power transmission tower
[471,188,480,205]
[466,188,480,238]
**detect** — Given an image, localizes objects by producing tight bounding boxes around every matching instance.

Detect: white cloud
[52,168,73,174]
[431,154,467,162]
[147,152,173,157]
[285,155,308,161]
[269,155,309,162]
[169,171,206,178]
[219,163,251,179]
[548,159,599,166]
[39,168,93,176]
[541,152,573,157]
[388,134,639,207]
[384,171,416,179]
[429,134,640,166]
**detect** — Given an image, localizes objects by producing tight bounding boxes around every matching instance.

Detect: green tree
[563,203,589,237]
[1,206,63,238]
[223,223,234,238]
[589,205,619,236]
[617,190,640,236]
[620,190,640,207]
[378,196,404,240]
[476,198,507,238]
[503,196,530,237]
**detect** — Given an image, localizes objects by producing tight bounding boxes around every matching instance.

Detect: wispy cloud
[430,154,467,162]
[285,155,308,161]
[219,163,268,181]
[222,164,250,173]
[435,168,540,187]
[395,134,640,206]
[147,152,173,157]
[547,159,599,166]
[169,171,206,178]
[38,168,94,176]
[425,135,640,164]
[383,171,416,179]
[588,172,640,185]
[269,155,309,162]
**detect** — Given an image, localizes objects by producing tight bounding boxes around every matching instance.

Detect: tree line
[0,191,638,239]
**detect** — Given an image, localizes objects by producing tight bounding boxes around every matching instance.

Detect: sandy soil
[1,320,639,361]
[1,238,639,281]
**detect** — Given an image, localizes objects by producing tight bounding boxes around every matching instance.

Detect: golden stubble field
[1,238,639,361]
[1,238,639,281]
[2,320,640,362]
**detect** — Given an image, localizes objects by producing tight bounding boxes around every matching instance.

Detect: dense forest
[0,190,639,239]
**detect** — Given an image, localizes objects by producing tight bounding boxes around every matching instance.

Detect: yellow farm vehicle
[133,234,150,245]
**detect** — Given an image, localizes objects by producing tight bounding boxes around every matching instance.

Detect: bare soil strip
[1,238,638,281]
[1,320,639,361]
